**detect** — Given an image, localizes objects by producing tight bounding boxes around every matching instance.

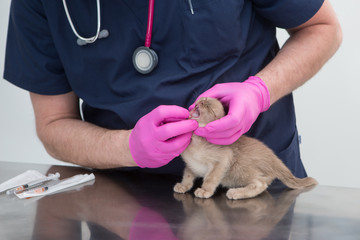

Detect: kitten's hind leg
[174,167,196,194]
[226,179,268,200]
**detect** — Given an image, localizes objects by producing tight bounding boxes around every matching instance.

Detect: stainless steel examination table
[0,161,359,240]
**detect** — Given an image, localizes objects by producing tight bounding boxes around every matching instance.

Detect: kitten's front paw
[174,183,192,193]
[194,188,213,198]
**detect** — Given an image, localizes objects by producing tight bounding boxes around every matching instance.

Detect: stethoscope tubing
[62,0,102,43]
[145,0,155,48]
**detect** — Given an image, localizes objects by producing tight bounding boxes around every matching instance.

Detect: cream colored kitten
[174,97,318,200]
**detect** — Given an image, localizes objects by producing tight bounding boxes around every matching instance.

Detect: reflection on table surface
[0,162,359,240]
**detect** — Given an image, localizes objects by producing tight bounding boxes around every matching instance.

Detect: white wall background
[0,1,359,188]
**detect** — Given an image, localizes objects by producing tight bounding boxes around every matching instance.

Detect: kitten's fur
[174,97,317,200]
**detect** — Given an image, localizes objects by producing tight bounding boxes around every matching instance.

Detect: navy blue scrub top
[4,0,324,176]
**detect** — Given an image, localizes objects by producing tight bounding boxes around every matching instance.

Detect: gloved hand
[129,105,198,168]
[191,76,270,145]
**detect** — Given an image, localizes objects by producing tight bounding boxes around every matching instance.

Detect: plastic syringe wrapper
[16,173,95,199]
[0,170,47,193]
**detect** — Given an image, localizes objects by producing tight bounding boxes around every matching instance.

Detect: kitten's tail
[276,165,318,189]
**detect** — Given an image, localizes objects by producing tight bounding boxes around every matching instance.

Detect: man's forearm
[257,0,342,105]
[39,118,136,169]
[30,91,137,169]
[38,118,136,169]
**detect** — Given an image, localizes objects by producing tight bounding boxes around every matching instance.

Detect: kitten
[174,97,318,200]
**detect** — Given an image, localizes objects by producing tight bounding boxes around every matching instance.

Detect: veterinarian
[4,0,341,177]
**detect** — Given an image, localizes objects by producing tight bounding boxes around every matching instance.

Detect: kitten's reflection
[174,186,315,240]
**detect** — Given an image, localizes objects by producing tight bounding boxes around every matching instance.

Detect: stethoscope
[62,0,158,74]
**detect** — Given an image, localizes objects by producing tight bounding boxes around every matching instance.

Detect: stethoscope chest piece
[133,46,158,74]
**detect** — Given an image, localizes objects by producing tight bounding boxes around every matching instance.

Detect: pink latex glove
[129,105,198,168]
[191,76,270,145]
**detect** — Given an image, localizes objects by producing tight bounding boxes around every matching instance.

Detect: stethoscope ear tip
[99,29,109,39]
[77,38,88,46]
[76,29,109,46]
